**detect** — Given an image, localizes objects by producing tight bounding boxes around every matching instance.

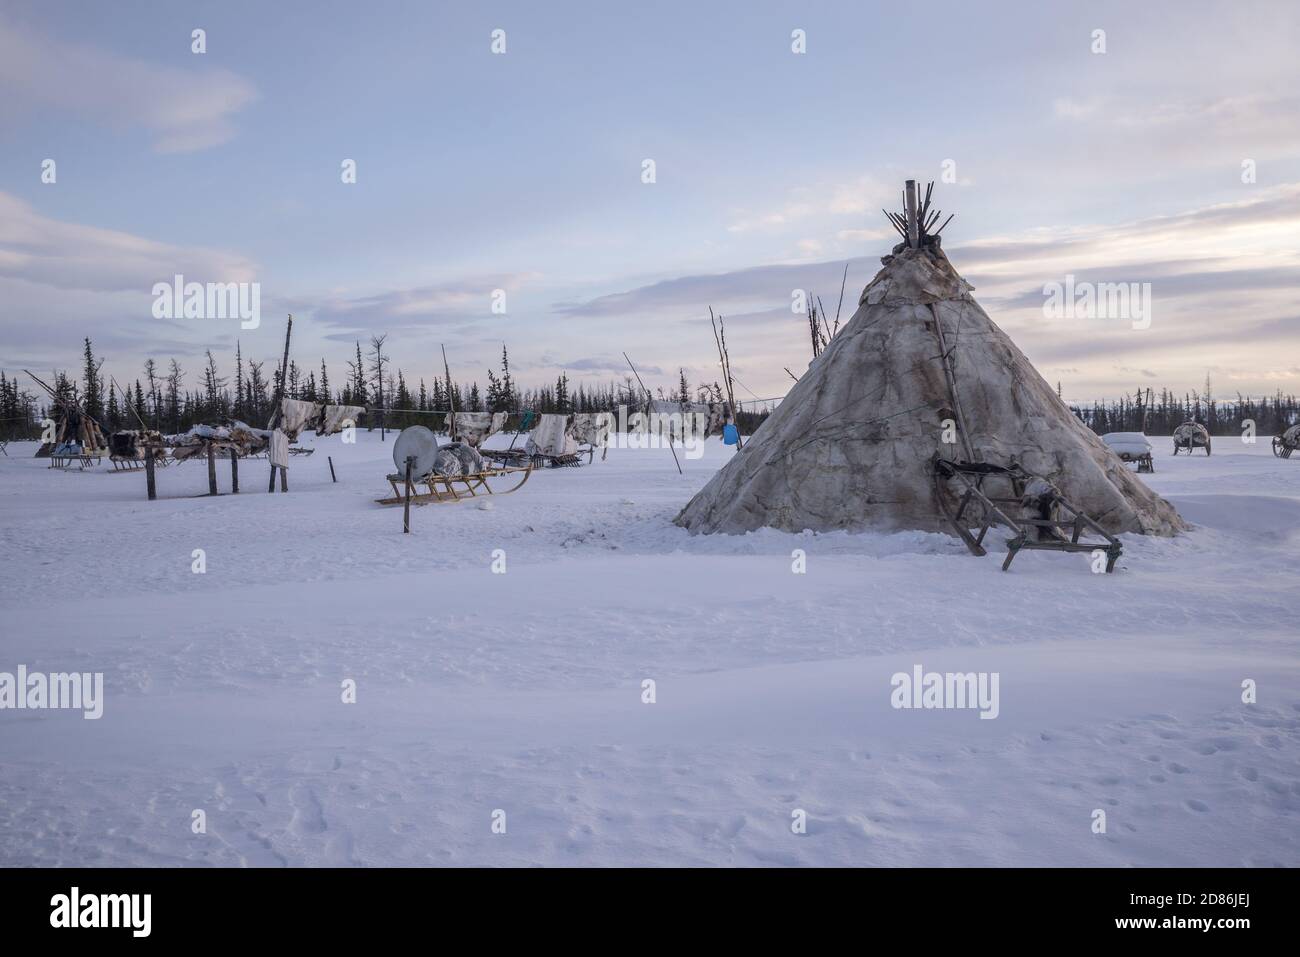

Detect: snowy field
[1,431,1297,867]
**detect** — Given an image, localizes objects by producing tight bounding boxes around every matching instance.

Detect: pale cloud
[282,273,545,338]
[836,228,894,244]
[538,355,662,377]
[0,192,258,294]
[1055,93,1299,140]
[727,174,890,234]
[0,14,256,152]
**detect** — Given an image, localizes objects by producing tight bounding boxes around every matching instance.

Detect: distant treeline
[1068,383,1300,436]
[0,338,770,440]
[3,340,1294,443]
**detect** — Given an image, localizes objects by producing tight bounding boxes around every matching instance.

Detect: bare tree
[165,359,184,433]
[368,334,389,439]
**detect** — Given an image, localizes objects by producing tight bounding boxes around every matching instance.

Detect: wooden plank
[402,456,414,532]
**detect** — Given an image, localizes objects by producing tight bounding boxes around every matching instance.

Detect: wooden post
[207,444,218,495]
[402,456,414,533]
[328,455,337,483]
[230,449,239,493]
[267,314,294,487]
[279,467,288,492]
[905,179,919,249]
[145,448,156,501]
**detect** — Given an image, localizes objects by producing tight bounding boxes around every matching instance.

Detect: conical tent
[676,189,1186,541]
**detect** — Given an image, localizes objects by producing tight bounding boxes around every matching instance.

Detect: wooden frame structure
[933,458,1123,573]
[110,453,168,472]
[480,439,595,470]
[376,463,533,506]
[1172,425,1211,456]
[1113,449,1154,473]
[49,451,101,470]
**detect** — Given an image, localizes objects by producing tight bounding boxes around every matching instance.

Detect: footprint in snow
[288,785,327,835]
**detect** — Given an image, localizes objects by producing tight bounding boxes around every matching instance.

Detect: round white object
[392,426,441,477]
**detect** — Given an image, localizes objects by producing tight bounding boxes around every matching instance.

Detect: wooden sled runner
[1172,422,1211,456]
[1273,426,1299,459]
[933,458,1123,573]
[375,463,533,506]
[482,446,593,469]
[49,452,102,470]
[1117,450,1155,473]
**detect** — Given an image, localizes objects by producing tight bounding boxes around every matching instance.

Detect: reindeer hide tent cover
[449,411,508,448]
[676,219,1186,539]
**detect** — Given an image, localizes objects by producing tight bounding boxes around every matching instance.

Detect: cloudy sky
[1,0,1298,405]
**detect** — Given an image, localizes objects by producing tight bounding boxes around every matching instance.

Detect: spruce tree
[82,338,103,419]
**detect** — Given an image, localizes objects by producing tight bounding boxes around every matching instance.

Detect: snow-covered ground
[1,431,1297,866]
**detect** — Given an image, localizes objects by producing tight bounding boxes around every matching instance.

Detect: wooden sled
[932,458,1123,573]
[1115,450,1154,473]
[49,453,102,470]
[1273,435,1297,459]
[1172,434,1211,456]
[480,447,529,468]
[109,453,171,473]
[530,447,592,468]
[375,463,533,506]
[481,446,592,469]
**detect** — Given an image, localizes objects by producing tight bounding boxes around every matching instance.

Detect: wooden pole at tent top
[905,180,919,249]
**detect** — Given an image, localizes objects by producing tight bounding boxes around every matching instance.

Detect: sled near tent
[24,370,110,465]
[480,411,608,468]
[933,459,1123,572]
[524,413,585,467]
[108,429,169,472]
[48,447,102,470]
[1172,421,1211,456]
[675,181,1186,571]
[376,464,533,505]
[1101,432,1154,473]
[375,426,532,506]
[1272,424,1299,459]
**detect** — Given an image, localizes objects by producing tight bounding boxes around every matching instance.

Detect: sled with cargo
[376,426,533,506]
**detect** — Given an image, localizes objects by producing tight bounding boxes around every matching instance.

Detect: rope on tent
[928,302,975,462]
